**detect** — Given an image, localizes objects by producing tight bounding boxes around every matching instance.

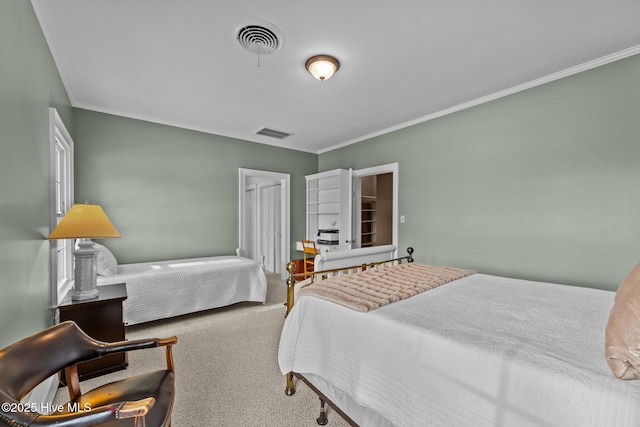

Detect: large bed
[278,248,640,426]
[95,244,267,325]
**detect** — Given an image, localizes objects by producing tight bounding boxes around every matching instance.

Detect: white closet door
[244,187,257,261]
[260,186,272,271]
[259,183,282,273]
[273,185,281,273]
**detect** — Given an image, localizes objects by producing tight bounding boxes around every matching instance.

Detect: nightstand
[58,283,128,381]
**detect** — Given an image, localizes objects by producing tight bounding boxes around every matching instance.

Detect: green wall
[73,109,316,264]
[0,1,73,347]
[320,54,640,291]
[2,0,637,351]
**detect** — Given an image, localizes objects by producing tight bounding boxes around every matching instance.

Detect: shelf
[308,184,340,192]
[361,190,376,247]
[308,200,341,205]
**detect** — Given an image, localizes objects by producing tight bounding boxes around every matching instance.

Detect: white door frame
[244,184,257,261]
[239,168,290,279]
[352,162,399,256]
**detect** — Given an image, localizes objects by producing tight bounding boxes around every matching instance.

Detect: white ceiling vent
[255,127,292,139]
[236,22,284,55]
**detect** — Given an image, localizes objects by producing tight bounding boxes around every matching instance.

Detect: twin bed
[278,247,640,426]
[94,244,267,325]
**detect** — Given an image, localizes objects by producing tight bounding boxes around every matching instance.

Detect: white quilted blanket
[279,273,640,426]
[98,256,266,325]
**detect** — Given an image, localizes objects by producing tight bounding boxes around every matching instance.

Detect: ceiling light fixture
[305,55,340,81]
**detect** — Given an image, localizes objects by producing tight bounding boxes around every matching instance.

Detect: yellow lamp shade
[48,204,120,239]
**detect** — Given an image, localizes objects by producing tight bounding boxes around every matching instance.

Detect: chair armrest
[102,336,177,354]
[102,336,178,371]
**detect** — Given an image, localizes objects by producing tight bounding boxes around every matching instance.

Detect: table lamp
[48,203,120,300]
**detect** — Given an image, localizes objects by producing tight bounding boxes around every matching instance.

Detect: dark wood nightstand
[58,283,128,382]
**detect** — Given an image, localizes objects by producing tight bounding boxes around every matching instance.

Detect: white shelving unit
[305,168,352,252]
[360,195,377,247]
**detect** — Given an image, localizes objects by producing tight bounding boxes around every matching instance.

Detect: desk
[59,283,128,381]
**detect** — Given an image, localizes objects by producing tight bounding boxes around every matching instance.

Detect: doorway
[239,169,290,279]
[352,163,398,255]
[360,173,393,247]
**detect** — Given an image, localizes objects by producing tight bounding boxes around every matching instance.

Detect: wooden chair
[0,321,177,426]
[302,240,318,275]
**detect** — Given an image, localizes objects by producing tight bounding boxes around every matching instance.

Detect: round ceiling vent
[236,22,284,54]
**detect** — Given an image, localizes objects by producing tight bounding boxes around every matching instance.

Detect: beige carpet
[55,272,350,426]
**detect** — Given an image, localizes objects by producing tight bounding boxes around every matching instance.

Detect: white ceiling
[32,0,640,154]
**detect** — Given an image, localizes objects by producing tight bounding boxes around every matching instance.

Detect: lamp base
[72,287,99,301]
[72,240,99,301]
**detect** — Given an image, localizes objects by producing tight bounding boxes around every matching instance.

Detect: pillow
[93,242,118,276]
[605,262,640,379]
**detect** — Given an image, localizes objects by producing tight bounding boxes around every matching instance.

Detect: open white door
[351,163,399,256]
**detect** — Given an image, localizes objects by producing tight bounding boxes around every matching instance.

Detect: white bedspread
[98,256,267,325]
[279,273,640,426]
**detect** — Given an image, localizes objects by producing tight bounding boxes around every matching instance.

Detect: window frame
[49,108,74,307]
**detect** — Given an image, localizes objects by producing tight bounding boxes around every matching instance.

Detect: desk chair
[301,240,318,275]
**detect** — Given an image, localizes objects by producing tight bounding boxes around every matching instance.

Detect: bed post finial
[407,247,414,263]
[285,261,297,318]
[286,260,296,275]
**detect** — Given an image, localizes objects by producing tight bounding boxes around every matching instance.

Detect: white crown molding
[319,44,640,155]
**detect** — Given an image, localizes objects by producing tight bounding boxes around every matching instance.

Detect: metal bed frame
[282,247,415,425]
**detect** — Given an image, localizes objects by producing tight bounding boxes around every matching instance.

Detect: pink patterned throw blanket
[297,263,475,312]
